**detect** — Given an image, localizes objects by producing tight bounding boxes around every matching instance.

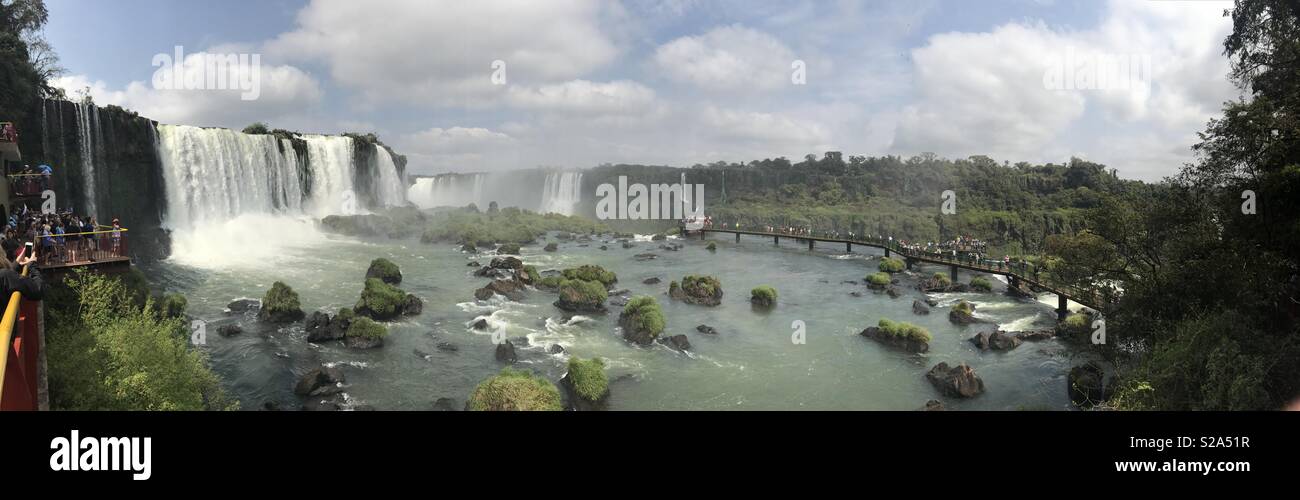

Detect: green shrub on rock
[705,241,717,251]
[259,281,305,323]
[867,272,891,287]
[365,258,402,285]
[750,285,777,307]
[877,318,933,343]
[354,278,407,320]
[671,275,723,306]
[879,257,906,273]
[345,316,387,344]
[561,265,618,288]
[565,357,609,402]
[970,276,992,292]
[467,368,563,411]
[933,272,952,288]
[620,295,666,345]
[555,279,608,312]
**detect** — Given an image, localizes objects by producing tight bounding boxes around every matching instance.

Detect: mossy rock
[562,357,609,410]
[544,242,558,252]
[554,279,608,312]
[879,257,906,273]
[365,258,402,285]
[537,275,564,291]
[620,295,665,345]
[705,241,717,251]
[672,275,723,306]
[467,368,563,411]
[497,243,521,255]
[860,318,932,353]
[258,281,305,323]
[970,276,992,292]
[866,272,891,288]
[354,278,408,320]
[948,300,980,325]
[344,316,387,349]
[750,285,777,308]
[561,264,618,288]
[932,272,952,288]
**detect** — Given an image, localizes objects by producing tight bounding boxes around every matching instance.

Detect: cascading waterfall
[156,125,407,267]
[372,146,407,208]
[157,125,308,229]
[74,101,100,218]
[540,171,582,216]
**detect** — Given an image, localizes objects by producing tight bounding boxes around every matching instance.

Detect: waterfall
[74,101,99,218]
[157,125,308,230]
[540,171,582,216]
[407,173,485,209]
[372,146,407,207]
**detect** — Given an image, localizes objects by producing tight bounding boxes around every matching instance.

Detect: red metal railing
[0,265,40,411]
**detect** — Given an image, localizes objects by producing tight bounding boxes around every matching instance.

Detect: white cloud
[53,52,323,129]
[267,0,620,107]
[653,24,796,92]
[505,80,657,115]
[889,0,1236,180]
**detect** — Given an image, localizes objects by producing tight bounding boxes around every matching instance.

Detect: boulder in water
[925,362,984,398]
[620,296,665,346]
[669,275,723,306]
[495,340,518,364]
[912,300,931,315]
[659,334,691,351]
[643,277,662,285]
[217,324,243,337]
[294,365,345,397]
[544,242,558,252]
[696,324,718,335]
[948,300,981,325]
[476,279,526,301]
[226,298,260,313]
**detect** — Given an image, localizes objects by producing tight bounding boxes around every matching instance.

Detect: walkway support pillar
[1057,295,1069,320]
[950,265,958,283]
[885,248,890,258]
[736,232,740,243]
[701,230,706,240]
[906,258,914,271]
[808,239,814,251]
[846,242,852,252]
[774,236,779,246]
[1009,275,1019,290]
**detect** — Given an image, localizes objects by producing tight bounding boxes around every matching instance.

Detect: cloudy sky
[45,0,1240,181]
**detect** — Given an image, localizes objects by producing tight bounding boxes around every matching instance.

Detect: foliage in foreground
[467,368,563,411]
[46,270,235,410]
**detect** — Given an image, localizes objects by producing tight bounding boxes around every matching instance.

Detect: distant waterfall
[540,171,582,216]
[407,173,485,209]
[74,101,100,218]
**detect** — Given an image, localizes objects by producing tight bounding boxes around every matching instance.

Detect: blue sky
[45,0,1238,180]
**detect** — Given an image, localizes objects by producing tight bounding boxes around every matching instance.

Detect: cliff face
[16,100,410,261]
[22,99,171,260]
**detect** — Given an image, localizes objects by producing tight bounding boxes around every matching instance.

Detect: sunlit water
[142,226,1082,410]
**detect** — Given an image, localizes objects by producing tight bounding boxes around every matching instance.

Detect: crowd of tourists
[1,206,123,266]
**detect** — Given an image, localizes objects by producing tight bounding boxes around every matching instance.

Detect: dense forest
[584,154,1131,255]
